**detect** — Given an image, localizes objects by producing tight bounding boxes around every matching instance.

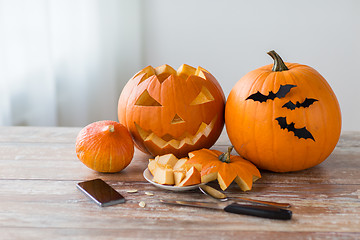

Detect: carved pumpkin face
[225,51,341,172]
[118,64,225,158]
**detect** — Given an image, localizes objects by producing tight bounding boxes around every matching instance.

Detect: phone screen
[77,179,125,207]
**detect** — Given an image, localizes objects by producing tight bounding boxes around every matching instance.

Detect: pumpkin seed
[127,189,138,193]
[139,201,146,208]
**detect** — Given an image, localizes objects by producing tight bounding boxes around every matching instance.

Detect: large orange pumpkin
[225,51,341,172]
[75,120,134,173]
[118,64,225,158]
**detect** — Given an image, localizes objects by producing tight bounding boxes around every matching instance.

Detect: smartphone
[77,179,126,207]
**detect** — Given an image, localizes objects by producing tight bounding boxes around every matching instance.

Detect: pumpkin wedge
[186,147,261,191]
[177,166,201,187]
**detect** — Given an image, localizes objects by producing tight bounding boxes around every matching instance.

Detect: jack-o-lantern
[118,64,225,158]
[225,51,341,172]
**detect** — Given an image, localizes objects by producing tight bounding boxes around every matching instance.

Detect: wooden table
[0,127,359,239]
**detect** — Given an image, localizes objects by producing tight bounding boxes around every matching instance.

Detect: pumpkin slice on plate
[177,166,201,187]
[155,153,178,168]
[173,158,188,171]
[186,146,261,191]
[174,171,186,186]
[153,164,175,185]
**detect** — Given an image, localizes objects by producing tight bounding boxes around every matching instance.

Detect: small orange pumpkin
[225,50,341,172]
[118,64,225,158]
[75,120,134,173]
[186,147,261,191]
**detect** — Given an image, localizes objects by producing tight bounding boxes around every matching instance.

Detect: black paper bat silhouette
[246,84,297,103]
[275,117,315,141]
[282,98,318,110]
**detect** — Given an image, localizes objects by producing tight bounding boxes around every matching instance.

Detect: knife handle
[224,203,292,220]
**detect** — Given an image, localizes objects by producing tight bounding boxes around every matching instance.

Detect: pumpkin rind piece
[186,148,261,191]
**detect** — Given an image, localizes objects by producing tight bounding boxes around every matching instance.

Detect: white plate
[143,168,205,191]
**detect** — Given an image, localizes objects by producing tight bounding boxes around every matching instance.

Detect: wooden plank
[2,227,358,240]
[0,127,359,239]
[0,126,80,143]
[0,180,359,232]
[0,143,359,185]
[1,195,359,232]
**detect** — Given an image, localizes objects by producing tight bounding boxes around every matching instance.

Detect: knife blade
[160,199,292,220]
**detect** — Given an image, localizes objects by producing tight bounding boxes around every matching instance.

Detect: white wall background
[140,0,360,132]
[1,0,359,131]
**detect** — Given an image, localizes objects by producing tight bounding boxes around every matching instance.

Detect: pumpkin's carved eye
[135,90,162,106]
[190,86,215,105]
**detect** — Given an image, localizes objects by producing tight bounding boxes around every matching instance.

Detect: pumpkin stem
[219,146,234,163]
[108,125,115,133]
[267,50,289,72]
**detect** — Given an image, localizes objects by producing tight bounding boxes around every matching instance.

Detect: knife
[160,199,292,220]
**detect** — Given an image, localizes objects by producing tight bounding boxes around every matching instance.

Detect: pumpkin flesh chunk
[174,171,186,186]
[153,165,174,185]
[155,153,178,168]
[148,154,201,187]
[148,159,156,175]
[178,166,201,187]
[173,158,188,171]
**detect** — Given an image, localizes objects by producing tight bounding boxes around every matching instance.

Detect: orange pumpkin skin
[118,64,225,158]
[225,51,341,172]
[75,120,134,173]
[186,147,261,191]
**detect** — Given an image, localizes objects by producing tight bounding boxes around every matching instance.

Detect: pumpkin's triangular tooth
[234,176,252,191]
[177,64,196,80]
[135,66,155,85]
[135,122,150,140]
[194,66,210,80]
[154,64,176,83]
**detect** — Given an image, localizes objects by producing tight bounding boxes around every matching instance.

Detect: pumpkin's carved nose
[171,114,185,124]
